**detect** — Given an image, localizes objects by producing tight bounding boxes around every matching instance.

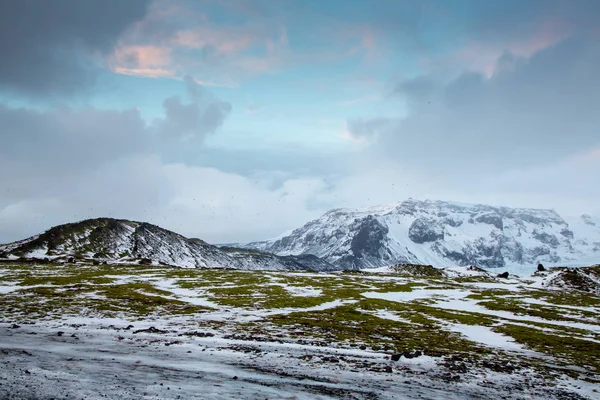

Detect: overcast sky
[1,0,599,244]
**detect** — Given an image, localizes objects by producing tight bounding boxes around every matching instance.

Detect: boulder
[537,263,546,272]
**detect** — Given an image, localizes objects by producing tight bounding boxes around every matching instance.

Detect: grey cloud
[393,76,438,107]
[0,73,234,214]
[0,104,149,205]
[0,0,150,97]
[154,76,232,139]
[376,37,600,174]
[460,0,600,42]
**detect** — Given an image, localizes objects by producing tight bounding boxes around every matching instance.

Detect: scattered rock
[402,350,422,359]
[179,331,215,338]
[446,361,468,373]
[391,353,401,362]
[133,326,168,334]
[537,263,546,272]
[423,349,444,357]
[232,376,238,380]
[56,331,64,337]
[10,324,20,329]
[497,271,509,279]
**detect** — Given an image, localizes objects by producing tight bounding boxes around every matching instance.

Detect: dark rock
[124,325,135,330]
[67,257,75,263]
[448,362,468,373]
[560,228,574,239]
[408,218,444,244]
[482,360,516,373]
[497,271,509,279]
[475,213,504,230]
[232,376,238,380]
[384,366,393,373]
[133,326,168,334]
[532,231,559,247]
[391,264,444,277]
[10,324,20,329]
[401,350,422,359]
[359,345,367,350]
[423,349,444,357]
[390,353,401,361]
[179,331,215,338]
[537,263,546,272]
[57,331,64,337]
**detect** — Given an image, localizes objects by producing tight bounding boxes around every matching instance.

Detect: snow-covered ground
[0,261,599,399]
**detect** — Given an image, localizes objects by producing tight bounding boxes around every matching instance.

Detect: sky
[1,0,600,244]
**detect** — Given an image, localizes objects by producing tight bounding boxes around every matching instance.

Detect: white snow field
[1,261,599,399]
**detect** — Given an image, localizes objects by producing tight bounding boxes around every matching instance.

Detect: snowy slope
[242,199,600,270]
[0,218,336,271]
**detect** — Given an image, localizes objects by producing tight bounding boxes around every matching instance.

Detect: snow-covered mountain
[241,199,600,270]
[0,218,337,271]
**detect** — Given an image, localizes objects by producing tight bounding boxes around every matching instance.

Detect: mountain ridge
[0,218,337,271]
[239,198,600,270]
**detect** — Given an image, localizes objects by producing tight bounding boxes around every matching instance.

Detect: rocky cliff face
[241,199,600,270]
[0,218,336,271]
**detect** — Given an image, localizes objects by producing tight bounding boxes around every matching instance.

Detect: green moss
[478,298,595,324]
[268,303,491,355]
[2,260,599,381]
[496,324,600,373]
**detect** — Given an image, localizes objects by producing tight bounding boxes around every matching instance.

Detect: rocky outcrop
[408,218,444,243]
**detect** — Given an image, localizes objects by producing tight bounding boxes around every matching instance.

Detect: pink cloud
[173,27,259,55]
[113,45,172,68]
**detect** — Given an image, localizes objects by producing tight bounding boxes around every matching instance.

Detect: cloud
[153,76,232,139]
[371,37,600,175]
[110,2,290,83]
[345,118,394,142]
[0,0,150,97]
[0,75,232,211]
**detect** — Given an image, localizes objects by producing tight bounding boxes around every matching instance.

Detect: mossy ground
[1,261,599,381]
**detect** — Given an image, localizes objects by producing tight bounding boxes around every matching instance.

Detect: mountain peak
[0,217,336,271]
[242,199,600,270]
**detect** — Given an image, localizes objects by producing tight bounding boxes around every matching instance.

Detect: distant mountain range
[0,218,336,271]
[238,199,600,270]
[1,199,599,270]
